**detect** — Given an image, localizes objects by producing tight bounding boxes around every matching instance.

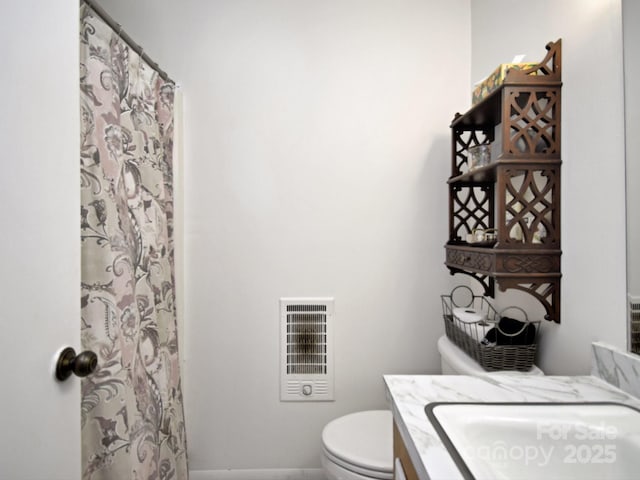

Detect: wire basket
[441,286,540,372]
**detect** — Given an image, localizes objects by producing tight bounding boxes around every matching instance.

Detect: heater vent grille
[287,304,327,312]
[280,298,334,401]
[286,313,327,374]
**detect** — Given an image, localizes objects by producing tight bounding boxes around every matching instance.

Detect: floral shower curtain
[79,4,188,479]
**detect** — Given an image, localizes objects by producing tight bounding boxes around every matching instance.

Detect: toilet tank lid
[322,410,393,473]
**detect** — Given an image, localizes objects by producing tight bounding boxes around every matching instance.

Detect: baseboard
[189,468,326,480]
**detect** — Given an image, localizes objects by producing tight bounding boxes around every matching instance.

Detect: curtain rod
[81,0,174,84]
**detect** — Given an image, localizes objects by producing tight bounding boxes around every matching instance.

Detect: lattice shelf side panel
[501,168,560,248]
[452,128,492,177]
[502,88,561,158]
[450,184,494,243]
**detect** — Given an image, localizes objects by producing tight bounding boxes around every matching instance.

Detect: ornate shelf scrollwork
[445,40,562,322]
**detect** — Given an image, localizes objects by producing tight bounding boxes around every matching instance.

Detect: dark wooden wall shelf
[445,40,562,322]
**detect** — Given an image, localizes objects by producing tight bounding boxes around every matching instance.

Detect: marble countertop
[384,374,640,480]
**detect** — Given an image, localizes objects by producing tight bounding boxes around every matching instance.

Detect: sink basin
[425,402,640,480]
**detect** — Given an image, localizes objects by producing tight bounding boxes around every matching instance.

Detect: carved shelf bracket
[496,277,561,323]
[447,266,495,298]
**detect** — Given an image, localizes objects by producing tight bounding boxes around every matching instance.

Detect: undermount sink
[425,402,640,480]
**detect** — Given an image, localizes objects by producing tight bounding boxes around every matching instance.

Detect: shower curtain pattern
[79,5,187,479]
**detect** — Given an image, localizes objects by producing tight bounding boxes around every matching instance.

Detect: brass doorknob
[55,347,98,381]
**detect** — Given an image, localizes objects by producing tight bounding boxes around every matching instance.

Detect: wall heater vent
[629,295,640,355]
[280,298,334,401]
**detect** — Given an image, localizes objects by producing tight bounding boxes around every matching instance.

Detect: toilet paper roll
[452,307,486,323]
[453,307,491,342]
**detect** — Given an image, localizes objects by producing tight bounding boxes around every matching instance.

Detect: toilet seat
[321,410,393,480]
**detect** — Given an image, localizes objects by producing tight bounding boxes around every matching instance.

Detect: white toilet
[321,409,394,480]
[320,336,544,479]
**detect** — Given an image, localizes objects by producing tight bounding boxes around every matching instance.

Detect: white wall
[0,0,630,476]
[623,0,640,307]
[97,0,469,471]
[0,1,80,478]
[470,0,627,374]
[94,0,630,472]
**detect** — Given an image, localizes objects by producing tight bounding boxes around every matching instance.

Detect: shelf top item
[452,39,562,130]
